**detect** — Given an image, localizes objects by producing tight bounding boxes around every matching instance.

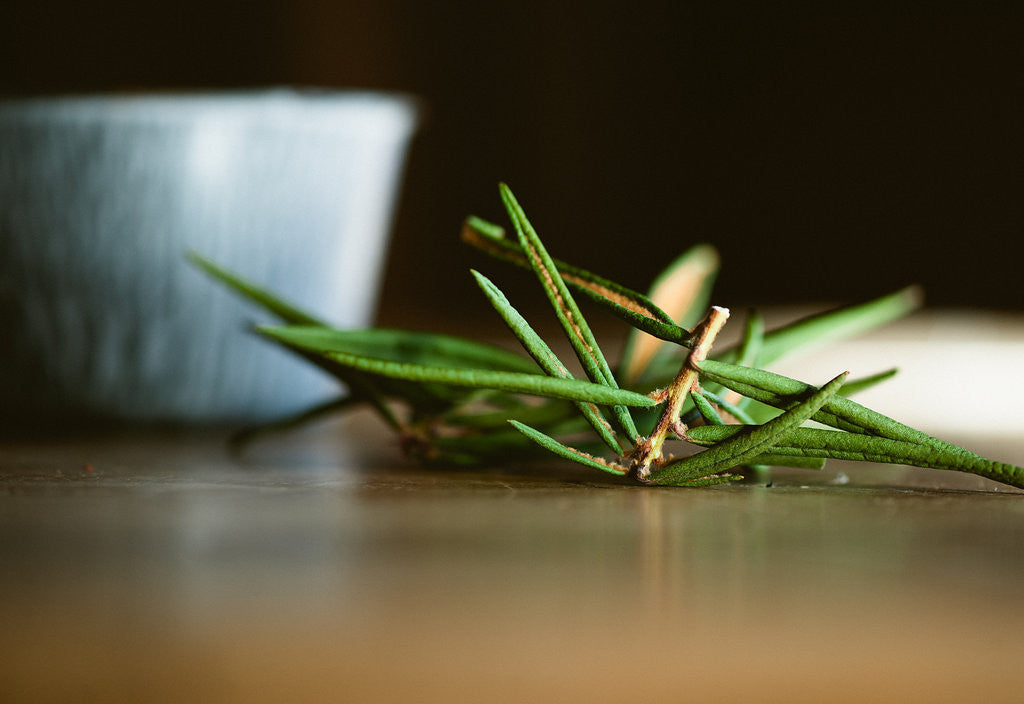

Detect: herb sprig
[189,184,1024,489]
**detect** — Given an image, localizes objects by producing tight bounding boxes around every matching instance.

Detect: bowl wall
[0,89,418,423]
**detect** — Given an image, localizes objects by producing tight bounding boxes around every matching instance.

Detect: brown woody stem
[630,305,730,482]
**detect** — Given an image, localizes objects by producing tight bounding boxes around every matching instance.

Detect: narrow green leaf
[649,371,848,484]
[838,368,899,396]
[723,309,766,413]
[499,183,640,442]
[691,391,725,425]
[716,287,922,367]
[573,287,697,346]
[255,334,658,406]
[686,425,1024,489]
[463,215,507,241]
[508,420,627,475]
[320,353,655,406]
[698,388,759,425]
[736,310,765,368]
[472,269,621,452]
[258,325,540,373]
[259,324,546,407]
[697,359,974,457]
[187,252,325,326]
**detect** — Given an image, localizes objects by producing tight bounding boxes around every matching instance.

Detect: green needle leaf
[698,388,759,425]
[256,330,658,406]
[472,269,621,453]
[649,370,848,484]
[256,324,553,412]
[686,425,1024,488]
[724,309,766,413]
[838,368,899,396]
[187,252,325,326]
[691,391,725,425]
[259,325,540,373]
[697,359,974,457]
[499,183,640,442]
[736,310,765,368]
[716,287,922,367]
[508,420,627,475]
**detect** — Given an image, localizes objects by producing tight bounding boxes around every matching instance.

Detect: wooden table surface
[3,311,1024,703]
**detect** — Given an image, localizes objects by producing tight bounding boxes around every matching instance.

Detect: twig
[630,306,730,481]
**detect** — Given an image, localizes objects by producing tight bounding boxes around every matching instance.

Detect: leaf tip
[497,182,523,218]
[186,250,216,272]
[902,284,926,309]
[462,215,506,242]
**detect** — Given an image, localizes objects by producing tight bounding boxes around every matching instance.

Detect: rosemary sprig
[191,184,1024,490]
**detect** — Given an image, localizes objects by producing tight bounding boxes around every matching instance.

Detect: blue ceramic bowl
[0,89,418,424]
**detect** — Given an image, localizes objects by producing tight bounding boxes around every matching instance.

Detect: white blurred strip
[767,310,1024,436]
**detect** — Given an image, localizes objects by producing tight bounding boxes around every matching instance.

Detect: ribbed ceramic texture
[0,90,417,423]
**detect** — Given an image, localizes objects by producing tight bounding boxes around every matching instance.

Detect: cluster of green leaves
[189,184,1024,490]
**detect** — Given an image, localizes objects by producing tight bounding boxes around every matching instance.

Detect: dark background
[4,1,1022,326]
